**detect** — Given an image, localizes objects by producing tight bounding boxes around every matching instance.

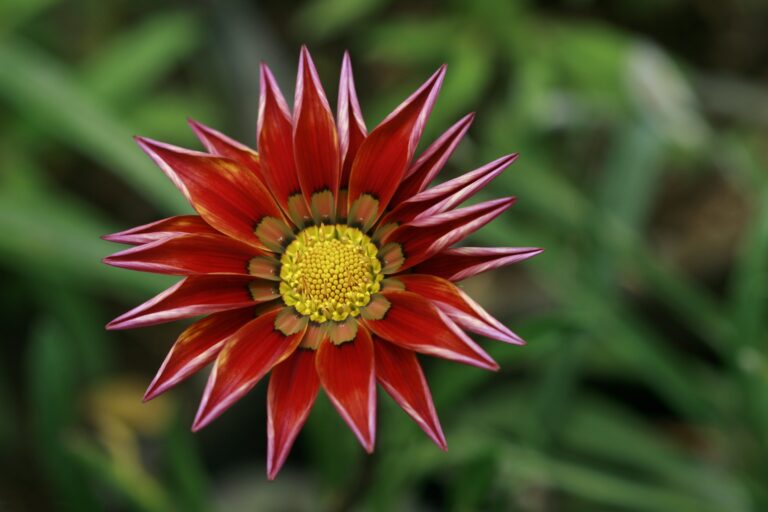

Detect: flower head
[104,47,541,479]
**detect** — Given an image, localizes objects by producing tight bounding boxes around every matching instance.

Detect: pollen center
[279,225,383,323]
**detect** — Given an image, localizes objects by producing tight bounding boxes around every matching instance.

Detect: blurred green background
[1,0,768,510]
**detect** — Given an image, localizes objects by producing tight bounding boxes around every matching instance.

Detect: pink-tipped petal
[102,215,217,246]
[347,66,446,230]
[413,247,543,282]
[315,326,376,452]
[337,52,367,220]
[267,349,319,479]
[374,338,446,450]
[192,308,306,431]
[144,308,256,401]
[188,119,262,176]
[106,275,276,330]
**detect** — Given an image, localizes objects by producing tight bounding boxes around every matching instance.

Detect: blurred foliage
[1,0,768,510]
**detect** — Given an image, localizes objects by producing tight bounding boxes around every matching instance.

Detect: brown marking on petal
[380,278,405,292]
[300,323,329,349]
[287,193,313,228]
[248,281,280,302]
[328,317,359,345]
[347,193,380,232]
[255,217,295,253]
[248,256,281,281]
[310,189,336,225]
[360,294,391,320]
[372,222,398,244]
[378,242,404,274]
[274,308,309,336]
[336,188,349,222]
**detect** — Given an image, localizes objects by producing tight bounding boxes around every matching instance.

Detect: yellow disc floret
[279,225,383,323]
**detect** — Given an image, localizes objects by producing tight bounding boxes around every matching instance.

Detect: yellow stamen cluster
[279,225,383,323]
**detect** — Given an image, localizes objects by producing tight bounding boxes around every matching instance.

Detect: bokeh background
[2,0,768,510]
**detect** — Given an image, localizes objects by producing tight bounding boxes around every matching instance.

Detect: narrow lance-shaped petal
[374,338,446,450]
[390,112,474,209]
[188,119,262,176]
[258,63,312,227]
[362,290,498,370]
[294,46,341,223]
[347,66,446,231]
[193,308,307,431]
[336,51,367,220]
[413,246,543,282]
[316,326,376,452]
[102,215,217,246]
[144,308,257,401]
[106,275,278,330]
[267,349,320,479]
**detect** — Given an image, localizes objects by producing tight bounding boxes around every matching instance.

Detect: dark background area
[1,0,767,510]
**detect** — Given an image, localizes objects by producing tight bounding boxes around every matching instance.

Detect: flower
[103,47,541,479]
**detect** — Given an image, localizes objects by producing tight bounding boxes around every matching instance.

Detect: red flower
[104,47,541,479]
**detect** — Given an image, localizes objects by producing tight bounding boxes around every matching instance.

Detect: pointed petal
[192,308,306,431]
[337,52,367,186]
[380,154,517,227]
[135,138,288,251]
[395,274,523,344]
[362,291,498,370]
[103,233,273,277]
[381,197,516,273]
[347,66,446,230]
[258,63,311,227]
[102,215,217,245]
[316,326,376,452]
[106,275,276,330]
[373,338,446,450]
[294,47,341,223]
[413,246,543,282]
[188,119,262,175]
[144,308,256,401]
[391,113,474,206]
[267,349,320,479]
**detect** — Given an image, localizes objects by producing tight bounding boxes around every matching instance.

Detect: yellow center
[279,225,383,323]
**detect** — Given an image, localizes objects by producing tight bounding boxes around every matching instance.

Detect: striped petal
[144,308,256,401]
[347,66,445,231]
[337,52,367,220]
[395,274,523,344]
[391,113,474,206]
[294,46,341,223]
[258,63,311,227]
[413,246,543,282]
[374,338,446,450]
[106,275,277,330]
[316,326,376,452]
[267,349,319,479]
[380,197,516,273]
[362,291,498,370]
[102,215,217,245]
[103,233,275,277]
[192,308,307,431]
[135,138,288,251]
[188,119,261,175]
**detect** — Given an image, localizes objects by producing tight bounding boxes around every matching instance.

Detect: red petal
[192,308,306,431]
[373,338,446,450]
[337,52,367,185]
[413,246,543,282]
[391,113,474,206]
[380,154,517,227]
[102,215,217,245]
[382,197,516,272]
[103,233,270,276]
[395,274,523,344]
[135,138,287,250]
[188,119,262,176]
[258,63,311,227]
[106,275,275,330]
[316,326,376,452]
[347,66,446,230]
[144,308,256,401]
[294,46,341,222]
[362,291,498,370]
[267,349,319,479]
